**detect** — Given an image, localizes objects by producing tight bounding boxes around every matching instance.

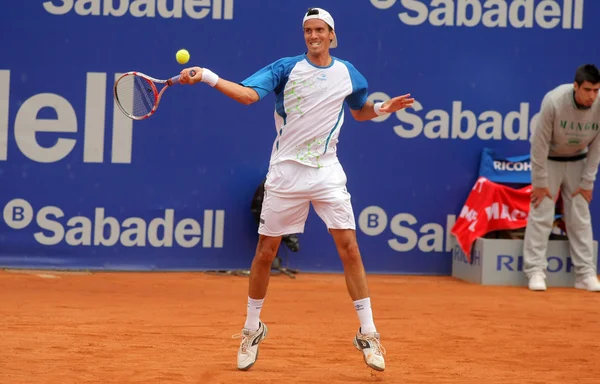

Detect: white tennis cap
[302,8,338,49]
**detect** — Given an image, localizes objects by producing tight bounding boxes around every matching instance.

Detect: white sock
[244,297,264,331]
[354,297,377,334]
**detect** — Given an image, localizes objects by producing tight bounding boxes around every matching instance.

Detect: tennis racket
[113,70,195,120]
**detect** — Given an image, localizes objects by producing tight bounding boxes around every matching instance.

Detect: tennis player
[179,7,414,371]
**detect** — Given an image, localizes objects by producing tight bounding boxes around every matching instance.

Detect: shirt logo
[560,121,599,131]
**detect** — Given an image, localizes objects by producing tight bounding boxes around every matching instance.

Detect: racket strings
[115,75,157,118]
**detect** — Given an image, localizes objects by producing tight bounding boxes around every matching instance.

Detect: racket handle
[170,70,197,85]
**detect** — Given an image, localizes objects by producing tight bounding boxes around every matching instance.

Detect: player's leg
[235,234,280,371]
[328,229,370,299]
[523,160,563,291]
[246,234,282,329]
[561,159,600,291]
[310,163,371,301]
[236,164,311,370]
[328,230,385,371]
[311,162,385,371]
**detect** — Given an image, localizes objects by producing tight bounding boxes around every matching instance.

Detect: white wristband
[201,69,219,87]
[373,102,385,116]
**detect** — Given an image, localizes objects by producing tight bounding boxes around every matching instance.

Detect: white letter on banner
[398,0,428,25]
[148,209,175,247]
[74,0,101,15]
[535,0,561,29]
[130,0,156,17]
[121,217,148,246]
[503,103,530,141]
[35,207,66,245]
[65,216,93,246]
[202,209,213,247]
[104,0,129,16]
[3,199,34,229]
[213,210,225,248]
[371,0,396,10]
[423,109,450,139]
[573,0,583,29]
[84,73,107,163]
[175,219,201,248]
[0,70,8,160]
[562,0,573,28]
[43,0,74,15]
[358,206,388,236]
[457,0,482,27]
[482,0,508,27]
[388,213,418,251]
[93,208,120,246]
[509,0,534,28]
[157,0,183,18]
[394,100,423,138]
[15,94,77,163]
[429,0,454,27]
[184,0,210,19]
[212,0,222,19]
[223,0,234,19]
[446,214,456,252]
[418,223,444,252]
[477,110,503,140]
[112,73,134,163]
[451,101,476,139]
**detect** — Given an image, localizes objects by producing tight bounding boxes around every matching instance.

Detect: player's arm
[178,67,259,105]
[350,101,378,121]
[580,135,600,190]
[530,95,555,189]
[214,78,259,105]
[350,95,414,122]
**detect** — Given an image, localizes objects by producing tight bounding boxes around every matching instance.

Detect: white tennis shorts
[258,160,356,237]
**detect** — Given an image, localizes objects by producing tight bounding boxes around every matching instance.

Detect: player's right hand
[531,187,553,208]
[180,67,203,84]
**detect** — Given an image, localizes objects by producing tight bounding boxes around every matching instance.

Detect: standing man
[525,64,600,292]
[179,7,413,372]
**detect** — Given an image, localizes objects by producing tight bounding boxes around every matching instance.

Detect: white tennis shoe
[353,328,386,371]
[233,321,268,371]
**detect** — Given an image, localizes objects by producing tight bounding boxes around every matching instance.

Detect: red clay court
[2,270,599,384]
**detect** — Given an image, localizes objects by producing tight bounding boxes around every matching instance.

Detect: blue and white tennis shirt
[241,54,368,168]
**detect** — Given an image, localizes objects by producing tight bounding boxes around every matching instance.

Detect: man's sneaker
[353,329,386,371]
[528,274,547,291]
[233,321,268,371]
[575,275,600,292]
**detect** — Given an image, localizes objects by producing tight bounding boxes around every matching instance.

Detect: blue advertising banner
[1,0,599,274]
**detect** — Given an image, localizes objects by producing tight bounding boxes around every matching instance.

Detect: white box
[451,237,598,287]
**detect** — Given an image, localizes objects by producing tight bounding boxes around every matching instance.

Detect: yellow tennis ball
[176,49,190,64]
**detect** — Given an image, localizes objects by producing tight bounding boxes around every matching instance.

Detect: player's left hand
[572,188,593,203]
[380,94,415,113]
